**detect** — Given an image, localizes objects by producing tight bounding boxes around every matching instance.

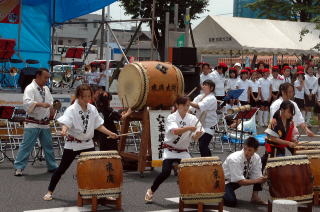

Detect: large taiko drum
[77,151,123,199]
[266,155,314,204]
[295,150,320,192]
[178,157,225,204]
[294,141,320,151]
[117,61,184,110]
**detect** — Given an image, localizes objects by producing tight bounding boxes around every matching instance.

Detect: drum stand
[179,199,223,212]
[118,107,153,177]
[77,193,121,212]
[268,200,312,212]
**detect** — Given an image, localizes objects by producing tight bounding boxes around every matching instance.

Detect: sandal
[43,193,53,201]
[144,188,153,203]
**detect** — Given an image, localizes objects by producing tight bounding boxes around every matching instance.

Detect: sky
[94,0,234,30]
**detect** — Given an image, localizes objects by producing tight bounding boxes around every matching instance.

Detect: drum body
[295,150,320,192]
[117,61,184,110]
[266,155,313,204]
[178,157,225,204]
[77,151,123,199]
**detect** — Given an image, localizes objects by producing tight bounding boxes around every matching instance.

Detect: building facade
[54,14,158,62]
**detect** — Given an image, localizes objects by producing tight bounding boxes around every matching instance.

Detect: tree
[119,0,209,61]
[246,0,320,53]
[245,0,319,22]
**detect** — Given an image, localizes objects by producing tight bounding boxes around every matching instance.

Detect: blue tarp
[222,134,266,146]
[0,0,116,69]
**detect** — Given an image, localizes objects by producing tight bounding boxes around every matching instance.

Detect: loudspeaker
[172,47,197,66]
[19,67,38,93]
[178,66,200,100]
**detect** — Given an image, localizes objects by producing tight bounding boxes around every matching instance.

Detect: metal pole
[185,8,190,47]
[106,6,111,64]
[164,12,169,62]
[151,0,156,60]
[17,0,23,58]
[100,7,105,60]
[174,4,178,31]
[106,23,129,63]
[83,24,102,62]
[54,18,152,25]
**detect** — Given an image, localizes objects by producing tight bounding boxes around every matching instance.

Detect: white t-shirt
[294,80,305,99]
[258,78,271,100]
[98,70,111,90]
[163,111,201,159]
[270,97,305,126]
[191,93,217,135]
[87,72,100,85]
[58,100,104,151]
[226,78,238,91]
[270,77,283,92]
[223,149,262,183]
[211,71,226,97]
[23,80,53,129]
[304,74,317,95]
[250,80,259,93]
[236,79,251,102]
[200,72,214,86]
[284,77,291,83]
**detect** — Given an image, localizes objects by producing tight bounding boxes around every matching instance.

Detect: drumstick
[187,87,197,97]
[189,111,206,137]
[107,131,140,139]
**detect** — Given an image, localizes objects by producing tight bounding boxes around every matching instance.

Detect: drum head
[118,63,147,109]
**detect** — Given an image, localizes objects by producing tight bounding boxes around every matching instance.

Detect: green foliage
[119,0,209,60]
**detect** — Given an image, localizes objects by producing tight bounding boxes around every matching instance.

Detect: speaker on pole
[171,47,197,66]
[177,65,200,100]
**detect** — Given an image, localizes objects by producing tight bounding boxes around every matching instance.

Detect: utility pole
[150,0,156,60]
[100,7,105,60]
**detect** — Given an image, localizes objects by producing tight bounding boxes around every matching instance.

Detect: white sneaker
[14,169,23,176]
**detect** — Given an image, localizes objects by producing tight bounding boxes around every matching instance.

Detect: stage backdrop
[0,0,116,69]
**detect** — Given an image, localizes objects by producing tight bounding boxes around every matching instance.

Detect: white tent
[193,15,320,56]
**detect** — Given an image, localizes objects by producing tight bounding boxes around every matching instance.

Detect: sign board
[149,110,171,167]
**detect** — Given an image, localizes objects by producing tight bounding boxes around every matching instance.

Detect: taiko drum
[117,61,184,110]
[77,151,123,199]
[178,157,225,204]
[266,155,314,204]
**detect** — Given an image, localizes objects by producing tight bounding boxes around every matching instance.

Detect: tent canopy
[193,15,320,56]
[0,0,116,69]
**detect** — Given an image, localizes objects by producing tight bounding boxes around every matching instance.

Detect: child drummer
[43,84,118,201]
[261,100,299,171]
[144,96,203,203]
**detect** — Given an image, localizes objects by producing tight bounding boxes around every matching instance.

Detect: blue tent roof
[0,0,117,69]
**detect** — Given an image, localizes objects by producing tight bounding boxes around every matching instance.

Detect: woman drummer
[144,96,203,203]
[43,84,118,201]
[189,79,217,157]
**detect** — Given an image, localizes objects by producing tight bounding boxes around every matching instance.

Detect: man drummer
[223,137,267,207]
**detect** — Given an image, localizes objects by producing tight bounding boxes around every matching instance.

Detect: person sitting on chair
[223,137,267,207]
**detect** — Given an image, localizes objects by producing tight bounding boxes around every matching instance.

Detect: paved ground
[1,128,320,212]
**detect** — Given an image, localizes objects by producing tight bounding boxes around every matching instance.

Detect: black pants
[48,147,95,192]
[100,138,118,151]
[199,133,213,157]
[151,159,181,192]
[223,182,262,207]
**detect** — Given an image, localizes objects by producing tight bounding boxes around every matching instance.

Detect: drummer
[270,82,314,137]
[264,100,298,158]
[43,84,118,201]
[144,96,203,203]
[189,79,218,157]
[223,137,267,207]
